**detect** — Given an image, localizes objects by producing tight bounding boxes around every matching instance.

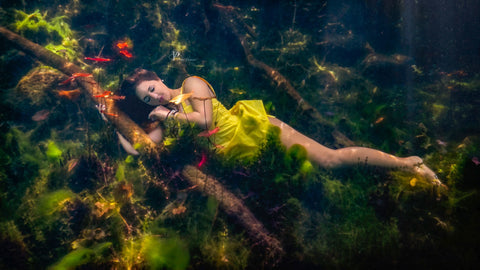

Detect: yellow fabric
[180,76,272,161]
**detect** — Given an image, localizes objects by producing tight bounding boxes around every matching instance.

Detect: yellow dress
[180,76,272,162]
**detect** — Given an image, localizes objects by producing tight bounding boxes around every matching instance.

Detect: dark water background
[1,0,479,269]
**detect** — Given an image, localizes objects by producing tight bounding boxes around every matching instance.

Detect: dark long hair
[117,68,160,126]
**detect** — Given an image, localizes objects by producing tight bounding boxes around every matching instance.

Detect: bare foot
[405,156,442,186]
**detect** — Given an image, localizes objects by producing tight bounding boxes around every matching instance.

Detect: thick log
[0,26,284,261]
[0,26,156,151]
[182,165,284,263]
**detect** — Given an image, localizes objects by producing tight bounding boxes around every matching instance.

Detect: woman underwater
[119,68,441,185]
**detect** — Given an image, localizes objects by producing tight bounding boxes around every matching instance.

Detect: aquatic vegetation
[46,140,63,163]
[201,227,250,269]
[34,189,76,221]
[49,242,112,270]
[1,1,479,269]
[12,9,80,60]
[0,221,30,269]
[15,67,63,106]
[141,235,190,270]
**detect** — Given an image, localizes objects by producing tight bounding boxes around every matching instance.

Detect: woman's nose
[150,92,161,100]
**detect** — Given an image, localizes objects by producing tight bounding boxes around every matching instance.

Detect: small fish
[93,91,113,98]
[197,153,207,167]
[436,139,448,147]
[374,117,385,124]
[198,127,220,137]
[472,157,480,166]
[170,92,193,105]
[107,95,126,100]
[66,158,79,173]
[84,56,111,62]
[172,205,187,215]
[409,177,417,187]
[116,41,129,49]
[57,89,82,100]
[59,73,93,85]
[32,109,50,121]
[119,49,133,58]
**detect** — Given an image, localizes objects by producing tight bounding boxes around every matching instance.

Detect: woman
[119,68,441,185]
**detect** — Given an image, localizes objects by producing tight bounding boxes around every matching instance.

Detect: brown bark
[0,26,284,262]
[0,26,156,151]
[182,165,284,263]
[213,6,335,129]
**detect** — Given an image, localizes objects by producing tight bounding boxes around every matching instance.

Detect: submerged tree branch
[182,165,284,263]
[0,26,156,151]
[0,26,284,262]
[213,5,354,146]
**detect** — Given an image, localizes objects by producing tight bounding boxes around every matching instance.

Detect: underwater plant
[12,9,80,61]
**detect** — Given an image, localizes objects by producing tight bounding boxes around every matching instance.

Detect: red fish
[119,49,133,58]
[198,127,220,137]
[93,91,113,98]
[60,73,93,85]
[84,57,112,62]
[197,153,207,167]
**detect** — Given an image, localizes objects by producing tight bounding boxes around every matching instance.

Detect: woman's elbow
[148,128,163,144]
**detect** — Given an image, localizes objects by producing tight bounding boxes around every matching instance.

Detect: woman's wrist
[167,108,179,119]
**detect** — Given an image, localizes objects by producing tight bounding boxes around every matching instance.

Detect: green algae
[35,189,76,218]
[46,140,63,163]
[49,242,112,270]
[12,9,79,60]
[1,1,479,269]
[141,235,189,270]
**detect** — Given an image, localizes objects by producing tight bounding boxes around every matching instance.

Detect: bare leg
[269,117,440,185]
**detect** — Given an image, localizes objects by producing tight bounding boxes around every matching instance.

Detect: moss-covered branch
[212,4,356,147]
[0,25,284,262]
[0,26,156,152]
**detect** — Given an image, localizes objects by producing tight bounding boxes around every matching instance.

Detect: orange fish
[374,117,385,124]
[116,41,129,49]
[93,91,113,98]
[118,49,132,58]
[60,73,93,85]
[198,127,220,137]
[170,92,193,105]
[85,57,112,62]
[57,89,82,100]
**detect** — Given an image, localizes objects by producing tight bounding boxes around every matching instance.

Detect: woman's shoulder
[183,75,208,86]
[183,76,214,96]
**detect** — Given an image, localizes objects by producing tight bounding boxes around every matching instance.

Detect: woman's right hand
[148,105,171,121]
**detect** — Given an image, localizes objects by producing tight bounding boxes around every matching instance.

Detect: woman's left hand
[148,105,171,121]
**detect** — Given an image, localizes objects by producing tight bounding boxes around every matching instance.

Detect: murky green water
[1,1,479,269]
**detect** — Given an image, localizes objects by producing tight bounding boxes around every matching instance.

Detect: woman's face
[135,79,171,106]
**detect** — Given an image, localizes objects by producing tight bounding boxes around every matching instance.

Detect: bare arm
[147,77,215,129]
[174,76,215,129]
[148,125,163,143]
